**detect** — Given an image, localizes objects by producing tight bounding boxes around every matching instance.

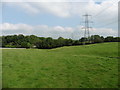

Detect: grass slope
[2,42,118,88]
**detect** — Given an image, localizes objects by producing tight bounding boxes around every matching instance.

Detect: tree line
[0,34,120,49]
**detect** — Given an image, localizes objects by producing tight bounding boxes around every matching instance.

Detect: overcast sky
[0,0,119,39]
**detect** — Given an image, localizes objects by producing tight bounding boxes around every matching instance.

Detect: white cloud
[8,0,119,16]
[1,0,95,2]
[2,0,118,29]
[1,0,118,37]
[35,2,72,17]
[1,23,118,39]
[2,0,116,3]
[1,23,33,31]
[3,0,118,17]
[90,27,118,37]
[17,3,39,14]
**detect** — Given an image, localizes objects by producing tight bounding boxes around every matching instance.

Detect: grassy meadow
[2,42,118,88]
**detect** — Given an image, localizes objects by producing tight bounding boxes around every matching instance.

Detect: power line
[94,17,118,27]
[93,1,117,18]
[95,20,118,28]
[80,1,117,28]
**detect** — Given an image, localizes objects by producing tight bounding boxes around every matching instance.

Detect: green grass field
[2,42,118,88]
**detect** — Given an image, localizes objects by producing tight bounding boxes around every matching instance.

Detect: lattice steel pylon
[82,13,92,43]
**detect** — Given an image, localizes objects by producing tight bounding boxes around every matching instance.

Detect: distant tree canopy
[91,35,104,43]
[1,34,120,49]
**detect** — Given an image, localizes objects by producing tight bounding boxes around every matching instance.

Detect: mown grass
[2,42,118,88]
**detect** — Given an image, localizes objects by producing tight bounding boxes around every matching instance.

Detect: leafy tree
[114,37,120,42]
[79,37,87,42]
[0,36,2,47]
[57,37,65,47]
[21,42,32,48]
[65,39,73,46]
[92,35,104,43]
[35,40,43,49]
[45,37,54,48]
[1,34,120,49]
[73,40,81,45]
[104,36,114,42]
[5,44,15,48]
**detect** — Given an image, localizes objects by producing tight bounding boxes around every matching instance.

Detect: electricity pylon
[82,14,93,44]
